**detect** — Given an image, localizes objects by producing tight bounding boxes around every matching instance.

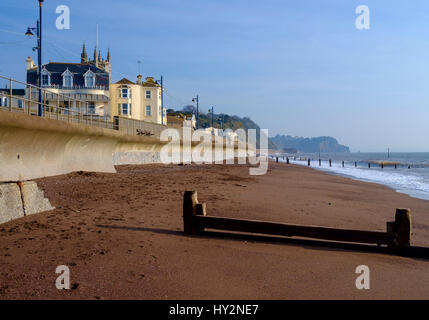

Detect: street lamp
[156,76,164,125]
[208,106,214,135]
[192,95,199,129]
[25,0,44,117]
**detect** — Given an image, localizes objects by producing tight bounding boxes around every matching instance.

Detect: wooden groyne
[183,191,412,248]
[269,155,421,170]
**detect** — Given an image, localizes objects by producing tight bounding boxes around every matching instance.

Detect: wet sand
[0,162,428,299]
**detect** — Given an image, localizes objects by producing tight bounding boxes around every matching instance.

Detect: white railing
[41,84,108,90]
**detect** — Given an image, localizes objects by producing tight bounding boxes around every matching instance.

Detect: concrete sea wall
[0,110,249,181]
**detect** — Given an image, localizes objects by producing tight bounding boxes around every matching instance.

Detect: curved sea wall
[0,111,250,182]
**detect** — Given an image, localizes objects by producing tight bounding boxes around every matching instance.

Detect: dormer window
[84,69,96,88]
[62,68,73,88]
[41,67,50,87]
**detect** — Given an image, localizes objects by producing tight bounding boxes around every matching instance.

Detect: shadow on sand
[96,224,429,261]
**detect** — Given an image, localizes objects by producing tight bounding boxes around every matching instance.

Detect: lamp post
[192,95,199,129]
[25,0,44,117]
[209,106,214,135]
[157,75,164,125]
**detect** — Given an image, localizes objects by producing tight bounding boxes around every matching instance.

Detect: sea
[273,152,429,201]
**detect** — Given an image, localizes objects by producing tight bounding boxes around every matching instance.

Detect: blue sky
[1,0,429,152]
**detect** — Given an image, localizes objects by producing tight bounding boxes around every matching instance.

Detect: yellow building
[109,75,166,125]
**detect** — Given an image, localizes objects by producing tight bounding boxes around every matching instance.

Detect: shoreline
[0,162,428,299]
[283,157,429,202]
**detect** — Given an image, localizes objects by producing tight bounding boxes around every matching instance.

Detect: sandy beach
[0,161,428,299]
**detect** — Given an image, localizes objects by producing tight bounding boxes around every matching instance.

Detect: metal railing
[0,75,114,130]
[41,84,108,90]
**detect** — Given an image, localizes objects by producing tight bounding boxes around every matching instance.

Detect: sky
[1,0,429,152]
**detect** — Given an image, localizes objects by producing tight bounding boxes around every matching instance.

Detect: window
[64,101,69,114]
[41,67,50,86]
[84,70,96,88]
[118,85,131,99]
[146,105,151,116]
[42,74,50,86]
[88,102,95,114]
[122,88,129,98]
[62,68,73,88]
[87,77,94,87]
[122,103,129,115]
[85,75,95,87]
[18,100,23,108]
[146,90,151,99]
[64,75,72,87]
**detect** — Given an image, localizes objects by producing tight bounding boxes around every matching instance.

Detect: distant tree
[181,105,196,113]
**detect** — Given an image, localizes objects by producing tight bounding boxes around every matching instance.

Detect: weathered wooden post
[329,159,332,167]
[395,208,412,247]
[386,208,412,248]
[183,191,206,235]
[183,191,198,235]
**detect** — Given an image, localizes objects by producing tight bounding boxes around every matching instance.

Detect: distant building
[167,112,196,129]
[0,88,25,109]
[25,43,111,116]
[109,75,166,125]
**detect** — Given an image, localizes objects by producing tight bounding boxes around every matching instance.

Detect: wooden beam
[183,191,410,248]
[192,215,396,246]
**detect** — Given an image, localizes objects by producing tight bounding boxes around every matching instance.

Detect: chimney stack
[26,56,35,70]
[137,74,142,85]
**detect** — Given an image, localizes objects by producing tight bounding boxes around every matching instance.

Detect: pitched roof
[35,62,107,75]
[115,78,135,85]
[142,77,160,87]
[26,62,109,88]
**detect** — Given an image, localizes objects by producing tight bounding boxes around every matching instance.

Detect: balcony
[41,84,108,90]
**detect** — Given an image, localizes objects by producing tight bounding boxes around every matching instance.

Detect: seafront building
[0,88,25,109]
[25,43,111,117]
[109,76,166,125]
[23,42,166,126]
[167,112,196,129]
